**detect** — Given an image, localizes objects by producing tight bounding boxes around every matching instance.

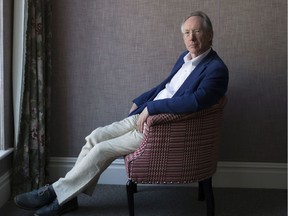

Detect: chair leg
[126,180,137,216]
[199,177,215,216]
[198,181,205,201]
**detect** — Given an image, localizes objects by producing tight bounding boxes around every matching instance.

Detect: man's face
[182,16,212,58]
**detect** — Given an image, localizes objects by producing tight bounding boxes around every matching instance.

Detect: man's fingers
[137,118,144,133]
[137,107,149,133]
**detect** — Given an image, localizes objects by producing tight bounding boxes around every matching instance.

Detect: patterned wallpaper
[50,0,287,162]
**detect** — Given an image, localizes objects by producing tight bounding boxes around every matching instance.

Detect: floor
[1,185,287,216]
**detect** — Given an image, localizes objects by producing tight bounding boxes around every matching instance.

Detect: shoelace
[38,184,50,196]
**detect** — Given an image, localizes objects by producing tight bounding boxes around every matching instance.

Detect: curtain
[12,0,52,195]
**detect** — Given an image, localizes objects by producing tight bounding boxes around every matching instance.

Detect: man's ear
[209,33,213,42]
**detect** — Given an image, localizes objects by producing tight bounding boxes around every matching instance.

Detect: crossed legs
[53,114,143,204]
[14,115,143,216]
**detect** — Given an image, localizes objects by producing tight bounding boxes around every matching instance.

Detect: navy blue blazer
[129,49,229,116]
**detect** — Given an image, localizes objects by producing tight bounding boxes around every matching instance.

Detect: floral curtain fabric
[12,0,52,195]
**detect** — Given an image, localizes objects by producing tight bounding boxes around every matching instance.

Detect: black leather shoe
[14,185,57,210]
[34,197,78,216]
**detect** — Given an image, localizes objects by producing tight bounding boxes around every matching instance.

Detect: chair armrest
[146,96,227,126]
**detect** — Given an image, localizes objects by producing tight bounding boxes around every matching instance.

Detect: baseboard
[0,171,11,208]
[48,157,287,189]
[214,161,287,189]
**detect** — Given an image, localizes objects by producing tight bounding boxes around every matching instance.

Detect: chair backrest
[125,97,227,184]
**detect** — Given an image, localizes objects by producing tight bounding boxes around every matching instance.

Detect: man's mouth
[189,44,198,48]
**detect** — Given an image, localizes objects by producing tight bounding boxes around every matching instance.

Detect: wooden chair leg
[126,180,137,216]
[199,177,215,216]
[198,180,205,201]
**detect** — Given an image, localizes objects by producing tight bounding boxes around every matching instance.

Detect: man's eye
[184,32,190,36]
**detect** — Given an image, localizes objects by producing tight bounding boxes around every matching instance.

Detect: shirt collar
[184,48,211,66]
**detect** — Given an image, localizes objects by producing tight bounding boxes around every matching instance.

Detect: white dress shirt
[153,48,211,101]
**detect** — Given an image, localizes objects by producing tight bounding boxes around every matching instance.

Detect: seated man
[14,11,229,216]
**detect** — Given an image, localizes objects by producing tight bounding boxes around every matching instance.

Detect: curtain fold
[12,0,52,196]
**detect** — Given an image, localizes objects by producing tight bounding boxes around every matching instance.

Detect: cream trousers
[52,115,143,205]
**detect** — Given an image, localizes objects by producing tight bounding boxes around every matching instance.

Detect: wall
[50,0,287,163]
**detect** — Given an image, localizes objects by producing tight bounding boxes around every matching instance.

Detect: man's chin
[188,49,200,58]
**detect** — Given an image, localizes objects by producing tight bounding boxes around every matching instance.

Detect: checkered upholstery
[125,97,227,184]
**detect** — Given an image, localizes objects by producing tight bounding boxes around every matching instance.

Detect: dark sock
[48,185,57,199]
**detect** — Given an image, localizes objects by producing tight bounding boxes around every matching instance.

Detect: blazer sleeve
[132,86,160,107]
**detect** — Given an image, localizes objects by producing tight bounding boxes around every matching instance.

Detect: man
[14,11,228,216]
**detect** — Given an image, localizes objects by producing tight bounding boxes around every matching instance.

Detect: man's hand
[137,107,149,133]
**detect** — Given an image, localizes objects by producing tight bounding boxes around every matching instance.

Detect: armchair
[125,97,227,216]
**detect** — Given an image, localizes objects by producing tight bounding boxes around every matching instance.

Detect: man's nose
[189,33,196,41]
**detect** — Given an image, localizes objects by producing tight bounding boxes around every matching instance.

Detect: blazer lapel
[173,49,216,97]
[159,53,187,87]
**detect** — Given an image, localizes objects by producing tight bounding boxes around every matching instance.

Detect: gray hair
[181,11,214,37]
